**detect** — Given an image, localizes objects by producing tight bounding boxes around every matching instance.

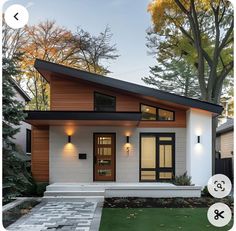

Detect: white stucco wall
[49,126,186,183]
[186,109,212,187]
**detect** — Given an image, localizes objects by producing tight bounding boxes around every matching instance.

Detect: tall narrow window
[94,92,116,111]
[26,129,31,154]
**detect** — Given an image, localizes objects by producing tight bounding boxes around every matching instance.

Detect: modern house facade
[25,59,223,190]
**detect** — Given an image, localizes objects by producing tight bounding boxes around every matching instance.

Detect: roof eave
[34,59,224,115]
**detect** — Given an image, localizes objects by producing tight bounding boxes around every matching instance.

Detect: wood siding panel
[50,76,186,127]
[31,126,49,182]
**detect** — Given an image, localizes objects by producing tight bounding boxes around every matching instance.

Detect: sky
[3,0,156,86]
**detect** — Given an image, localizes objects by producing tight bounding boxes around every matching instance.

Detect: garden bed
[104,197,233,209]
[3,197,41,228]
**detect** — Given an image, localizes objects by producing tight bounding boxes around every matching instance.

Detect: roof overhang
[24,111,142,126]
[216,126,234,136]
[34,59,224,115]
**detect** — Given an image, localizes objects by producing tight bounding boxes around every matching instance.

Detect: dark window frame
[26,129,31,154]
[140,103,175,121]
[94,91,116,112]
[139,133,175,182]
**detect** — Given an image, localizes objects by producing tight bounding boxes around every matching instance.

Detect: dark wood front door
[94,133,115,181]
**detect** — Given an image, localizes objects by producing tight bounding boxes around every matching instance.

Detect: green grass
[99,208,233,231]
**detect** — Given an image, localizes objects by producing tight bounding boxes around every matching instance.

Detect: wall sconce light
[126,136,130,153]
[68,135,71,143]
[197,135,200,143]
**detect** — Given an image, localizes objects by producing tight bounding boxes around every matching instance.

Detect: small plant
[201,186,212,197]
[35,182,49,196]
[174,172,192,186]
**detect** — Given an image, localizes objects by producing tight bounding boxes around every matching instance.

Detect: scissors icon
[214,209,224,220]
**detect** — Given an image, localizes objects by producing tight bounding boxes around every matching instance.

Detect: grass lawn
[99,208,233,231]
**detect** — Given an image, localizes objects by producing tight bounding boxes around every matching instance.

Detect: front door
[94,133,115,181]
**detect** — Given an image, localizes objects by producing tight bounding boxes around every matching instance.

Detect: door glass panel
[141,137,156,168]
[98,159,111,166]
[98,169,112,176]
[141,171,156,180]
[97,147,112,155]
[159,137,172,141]
[159,172,172,179]
[103,148,111,155]
[102,137,111,144]
[98,136,112,144]
[159,145,172,167]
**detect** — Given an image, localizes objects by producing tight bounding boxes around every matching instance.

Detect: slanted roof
[216,118,234,135]
[34,59,223,115]
[10,78,31,102]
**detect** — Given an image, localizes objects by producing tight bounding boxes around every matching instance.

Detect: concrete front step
[42,196,104,203]
[44,190,105,197]
[46,185,105,192]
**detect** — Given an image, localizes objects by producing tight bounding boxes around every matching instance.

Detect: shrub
[201,185,212,197]
[35,182,49,196]
[174,172,192,186]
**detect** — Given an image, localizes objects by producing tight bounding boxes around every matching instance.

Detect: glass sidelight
[140,133,175,181]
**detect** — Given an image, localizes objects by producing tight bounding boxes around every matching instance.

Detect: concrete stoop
[43,183,202,199]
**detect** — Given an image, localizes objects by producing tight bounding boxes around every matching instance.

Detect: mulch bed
[104,197,233,209]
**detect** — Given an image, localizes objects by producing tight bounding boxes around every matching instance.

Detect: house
[11,78,31,155]
[25,59,223,196]
[215,118,234,182]
[216,118,234,159]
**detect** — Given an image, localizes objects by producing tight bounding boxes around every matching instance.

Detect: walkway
[7,200,102,231]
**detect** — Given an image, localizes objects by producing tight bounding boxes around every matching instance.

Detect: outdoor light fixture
[68,135,71,143]
[126,136,130,154]
[197,136,200,143]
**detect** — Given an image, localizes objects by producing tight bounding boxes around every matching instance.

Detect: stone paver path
[7,201,97,231]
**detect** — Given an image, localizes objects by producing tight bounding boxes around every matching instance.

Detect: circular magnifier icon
[217,183,222,189]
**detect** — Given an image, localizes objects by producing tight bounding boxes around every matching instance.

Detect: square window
[94,92,115,111]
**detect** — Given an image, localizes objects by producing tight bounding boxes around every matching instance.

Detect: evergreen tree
[142,59,201,98]
[3,55,34,202]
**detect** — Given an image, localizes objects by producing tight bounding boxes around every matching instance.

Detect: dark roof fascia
[24,110,142,121]
[34,59,223,114]
[10,78,31,102]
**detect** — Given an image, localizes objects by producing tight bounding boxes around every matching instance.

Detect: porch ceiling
[24,110,142,126]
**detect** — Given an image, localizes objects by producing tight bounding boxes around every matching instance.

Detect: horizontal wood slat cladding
[50,76,140,111]
[31,126,49,182]
[50,76,186,127]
